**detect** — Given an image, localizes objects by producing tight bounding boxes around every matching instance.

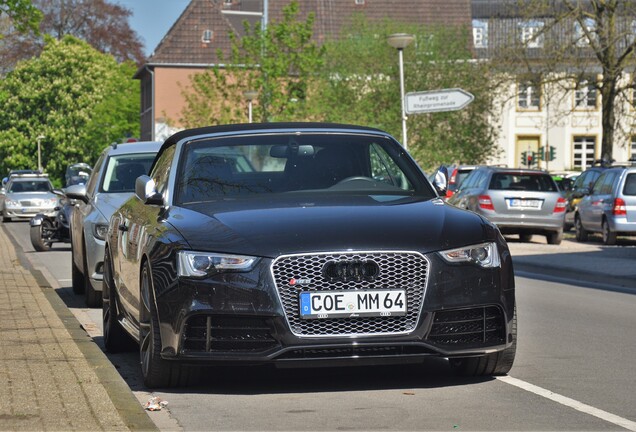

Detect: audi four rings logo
[322,260,380,283]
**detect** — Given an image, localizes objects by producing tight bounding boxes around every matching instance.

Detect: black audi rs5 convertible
[103,123,516,387]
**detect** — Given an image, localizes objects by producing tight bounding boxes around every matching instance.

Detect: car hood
[94,192,135,220]
[168,194,496,258]
[5,191,57,201]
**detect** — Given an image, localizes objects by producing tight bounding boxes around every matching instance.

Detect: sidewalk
[508,236,636,290]
[0,226,156,431]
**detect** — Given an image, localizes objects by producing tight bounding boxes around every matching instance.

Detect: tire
[519,233,532,242]
[546,229,563,245]
[71,259,85,294]
[3,216,11,223]
[602,219,617,245]
[103,248,136,353]
[450,305,517,377]
[575,215,588,242]
[140,261,192,388]
[30,221,53,251]
[83,243,102,308]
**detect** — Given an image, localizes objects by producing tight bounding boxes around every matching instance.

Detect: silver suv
[575,166,636,245]
[448,166,566,244]
[65,141,161,307]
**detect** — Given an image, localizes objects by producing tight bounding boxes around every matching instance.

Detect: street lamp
[36,135,45,172]
[243,90,258,123]
[387,33,415,149]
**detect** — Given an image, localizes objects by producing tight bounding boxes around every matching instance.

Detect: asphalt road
[5,220,636,431]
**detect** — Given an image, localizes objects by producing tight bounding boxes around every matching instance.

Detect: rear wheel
[450,306,517,377]
[575,215,588,242]
[30,220,54,251]
[140,261,193,388]
[103,248,135,353]
[602,219,617,245]
[546,229,563,245]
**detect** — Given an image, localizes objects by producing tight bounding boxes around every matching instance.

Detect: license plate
[299,290,406,319]
[507,198,542,209]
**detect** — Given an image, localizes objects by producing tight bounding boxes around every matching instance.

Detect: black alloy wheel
[139,261,192,388]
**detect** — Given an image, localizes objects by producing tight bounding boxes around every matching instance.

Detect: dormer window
[202,29,214,44]
[519,20,544,48]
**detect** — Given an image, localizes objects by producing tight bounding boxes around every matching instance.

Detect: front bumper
[151,250,516,366]
[5,207,56,219]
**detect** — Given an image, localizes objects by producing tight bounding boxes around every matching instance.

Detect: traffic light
[537,147,544,161]
[527,152,534,167]
[521,151,527,167]
[549,146,556,161]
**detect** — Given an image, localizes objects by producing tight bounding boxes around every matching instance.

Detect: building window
[355,0,365,4]
[574,78,597,109]
[573,136,596,169]
[574,18,596,47]
[202,29,214,43]
[631,136,636,161]
[472,20,488,48]
[517,80,541,110]
[519,20,544,48]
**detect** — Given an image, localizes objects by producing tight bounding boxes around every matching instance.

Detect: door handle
[118,224,128,232]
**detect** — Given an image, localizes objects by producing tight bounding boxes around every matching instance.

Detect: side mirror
[433,165,449,196]
[64,184,89,204]
[135,175,163,206]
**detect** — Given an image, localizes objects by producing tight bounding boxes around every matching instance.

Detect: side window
[152,145,176,195]
[600,172,616,194]
[85,153,105,196]
[586,171,601,190]
[573,172,587,190]
[591,172,608,194]
[475,172,488,189]
[460,170,479,189]
[623,173,636,196]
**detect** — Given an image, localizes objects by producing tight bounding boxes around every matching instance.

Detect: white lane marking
[498,376,636,431]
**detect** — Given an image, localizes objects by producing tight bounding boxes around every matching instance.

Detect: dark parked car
[448,166,566,244]
[104,123,516,387]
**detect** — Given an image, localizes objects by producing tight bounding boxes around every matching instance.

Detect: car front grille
[182,315,278,353]
[426,306,506,347]
[271,251,428,337]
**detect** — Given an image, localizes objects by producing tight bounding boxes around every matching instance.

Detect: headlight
[43,198,58,207]
[93,223,109,241]
[177,251,258,278]
[439,242,501,268]
[5,199,19,207]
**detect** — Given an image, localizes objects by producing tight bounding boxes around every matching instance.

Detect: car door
[579,171,615,229]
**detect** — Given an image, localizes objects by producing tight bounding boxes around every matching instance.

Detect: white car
[0,175,58,222]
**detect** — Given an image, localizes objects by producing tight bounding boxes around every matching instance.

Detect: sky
[115,0,190,57]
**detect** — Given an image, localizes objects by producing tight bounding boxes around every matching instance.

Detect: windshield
[9,180,52,193]
[489,173,558,192]
[101,153,156,192]
[175,133,430,205]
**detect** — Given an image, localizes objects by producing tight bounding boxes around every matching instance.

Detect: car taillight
[553,197,566,213]
[478,195,494,210]
[445,189,454,198]
[449,169,458,184]
[613,198,627,216]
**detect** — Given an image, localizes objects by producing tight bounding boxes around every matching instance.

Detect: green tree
[0,0,42,35]
[0,35,139,185]
[314,17,500,172]
[180,0,325,126]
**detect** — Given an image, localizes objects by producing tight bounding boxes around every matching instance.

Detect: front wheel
[140,262,193,388]
[30,220,54,251]
[450,306,517,377]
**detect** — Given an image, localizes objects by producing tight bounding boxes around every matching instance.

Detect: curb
[3,224,159,432]
[513,259,636,293]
